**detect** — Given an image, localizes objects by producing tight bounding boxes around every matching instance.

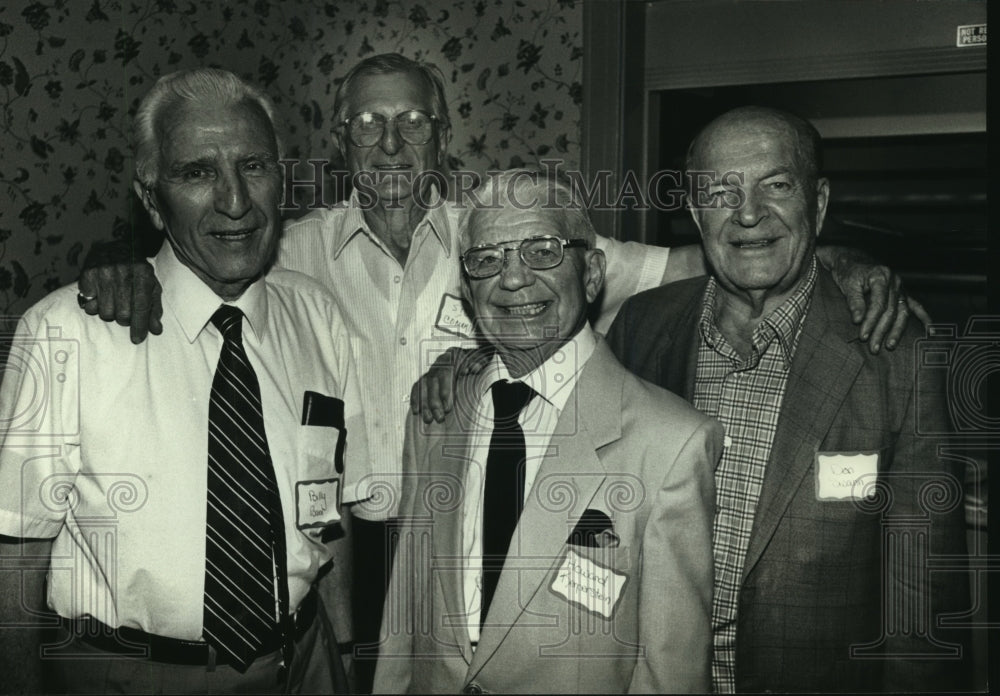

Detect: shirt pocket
[293,425,344,536]
[299,419,346,475]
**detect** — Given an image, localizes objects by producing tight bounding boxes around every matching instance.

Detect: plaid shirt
[693,259,817,693]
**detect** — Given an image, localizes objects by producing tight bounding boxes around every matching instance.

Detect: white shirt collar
[474,323,599,414]
[334,185,452,260]
[152,242,269,344]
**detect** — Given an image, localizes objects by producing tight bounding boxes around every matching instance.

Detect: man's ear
[436,126,451,167]
[133,179,165,231]
[686,195,705,238]
[460,267,473,306]
[333,130,348,165]
[814,177,830,236]
[583,248,607,304]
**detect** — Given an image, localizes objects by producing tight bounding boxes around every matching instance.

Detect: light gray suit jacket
[373,340,722,694]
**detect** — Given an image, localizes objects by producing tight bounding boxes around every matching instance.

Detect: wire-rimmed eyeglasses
[461,235,589,279]
[337,109,441,148]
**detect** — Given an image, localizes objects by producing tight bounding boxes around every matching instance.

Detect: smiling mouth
[211,229,255,241]
[731,238,778,249]
[501,301,550,317]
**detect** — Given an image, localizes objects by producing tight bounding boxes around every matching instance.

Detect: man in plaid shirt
[607,106,971,693]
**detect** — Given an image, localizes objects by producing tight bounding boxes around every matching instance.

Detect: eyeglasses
[461,235,589,279]
[337,109,441,148]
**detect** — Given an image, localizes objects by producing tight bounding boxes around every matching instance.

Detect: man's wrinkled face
[690,117,828,306]
[136,98,282,299]
[462,205,605,373]
[339,71,448,205]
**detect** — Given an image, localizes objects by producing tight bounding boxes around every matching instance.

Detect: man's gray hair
[333,52,450,129]
[133,68,283,187]
[459,168,598,250]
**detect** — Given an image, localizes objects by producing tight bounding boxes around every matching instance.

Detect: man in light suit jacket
[606,106,971,693]
[373,169,723,694]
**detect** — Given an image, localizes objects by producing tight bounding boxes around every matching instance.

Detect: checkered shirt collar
[698,256,818,369]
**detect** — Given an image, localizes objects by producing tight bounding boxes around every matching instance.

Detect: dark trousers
[351,516,398,694]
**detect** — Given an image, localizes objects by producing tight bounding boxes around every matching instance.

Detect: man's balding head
[687,106,823,184]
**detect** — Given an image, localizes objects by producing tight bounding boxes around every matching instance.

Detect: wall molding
[646,45,986,91]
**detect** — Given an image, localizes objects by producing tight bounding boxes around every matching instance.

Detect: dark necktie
[481,380,535,626]
[203,305,284,671]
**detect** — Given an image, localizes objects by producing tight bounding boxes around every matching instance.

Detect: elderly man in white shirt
[0,68,364,694]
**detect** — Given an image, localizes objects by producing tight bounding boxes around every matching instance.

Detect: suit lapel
[657,282,704,401]
[467,343,624,677]
[741,270,864,580]
[429,379,483,664]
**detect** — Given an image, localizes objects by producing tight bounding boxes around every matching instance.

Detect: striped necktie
[481,379,536,626]
[203,305,283,671]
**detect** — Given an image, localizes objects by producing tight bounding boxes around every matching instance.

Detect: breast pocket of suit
[548,543,632,621]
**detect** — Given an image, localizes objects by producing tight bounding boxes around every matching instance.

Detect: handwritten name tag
[549,549,627,619]
[815,452,879,501]
[295,478,341,530]
[434,293,474,338]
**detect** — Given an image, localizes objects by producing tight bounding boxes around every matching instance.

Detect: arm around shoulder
[591,236,674,334]
[658,244,706,285]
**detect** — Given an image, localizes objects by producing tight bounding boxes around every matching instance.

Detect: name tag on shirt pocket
[434,293,474,338]
[301,391,346,474]
[296,478,341,530]
[815,451,879,501]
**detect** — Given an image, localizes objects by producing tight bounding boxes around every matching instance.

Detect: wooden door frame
[581,0,650,243]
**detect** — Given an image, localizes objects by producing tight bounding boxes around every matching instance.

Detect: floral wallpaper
[0,0,582,319]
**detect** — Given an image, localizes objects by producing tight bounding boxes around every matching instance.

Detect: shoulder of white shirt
[21,282,85,331]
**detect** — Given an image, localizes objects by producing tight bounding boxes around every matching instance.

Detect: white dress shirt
[460,324,598,643]
[280,191,669,520]
[0,243,367,639]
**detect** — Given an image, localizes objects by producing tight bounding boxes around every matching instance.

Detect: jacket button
[462,683,483,695]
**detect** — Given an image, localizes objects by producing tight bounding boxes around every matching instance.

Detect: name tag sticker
[434,293,474,338]
[815,451,879,501]
[295,478,341,529]
[549,549,627,619]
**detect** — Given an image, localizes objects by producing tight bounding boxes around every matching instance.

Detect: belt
[60,587,317,667]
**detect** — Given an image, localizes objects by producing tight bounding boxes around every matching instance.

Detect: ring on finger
[77,292,96,307]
